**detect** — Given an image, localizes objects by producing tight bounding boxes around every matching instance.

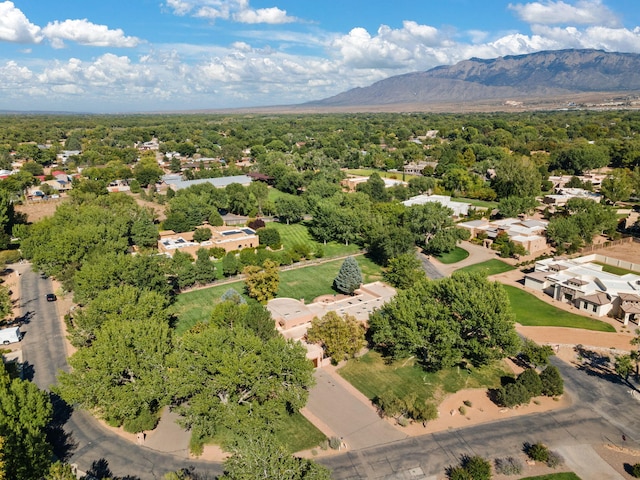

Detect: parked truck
[0,327,22,344]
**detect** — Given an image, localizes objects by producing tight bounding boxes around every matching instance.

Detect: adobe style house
[341,175,406,192]
[266,282,397,368]
[161,174,252,191]
[158,225,258,257]
[524,255,640,325]
[459,218,549,255]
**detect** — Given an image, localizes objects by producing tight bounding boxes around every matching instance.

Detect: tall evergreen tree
[334,256,363,294]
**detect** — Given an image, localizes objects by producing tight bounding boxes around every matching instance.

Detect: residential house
[543,187,602,207]
[157,224,258,257]
[524,256,640,324]
[341,175,407,192]
[161,174,252,191]
[403,194,471,217]
[459,218,549,255]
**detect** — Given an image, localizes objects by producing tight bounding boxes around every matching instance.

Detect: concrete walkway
[305,367,408,450]
[557,445,625,480]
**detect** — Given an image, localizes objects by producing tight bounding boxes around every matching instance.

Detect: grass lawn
[456,259,515,276]
[266,221,361,258]
[594,261,640,276]
[503,285,616,332]
[338,350,509,406]
[451,196,498,209]
[267,188,298,203]
[436,247,469,264]
[209,411,326,453]
[173,255,383,334]
[519,474,581,480]
[274,412,327,452]
[344,168,419,180]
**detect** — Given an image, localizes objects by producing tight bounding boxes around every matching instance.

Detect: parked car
[46,293,56,302]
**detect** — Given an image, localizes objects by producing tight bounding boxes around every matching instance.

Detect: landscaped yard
[344,168,418,180]
[456,259,515,276]
[173,255,383,334]
[338,350,509,407]
[266,221,362,258]
[503,285,616,332]
[436,247,469,264]
[451,196,499,209]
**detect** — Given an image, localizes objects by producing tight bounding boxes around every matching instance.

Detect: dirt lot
[15,198,66,223]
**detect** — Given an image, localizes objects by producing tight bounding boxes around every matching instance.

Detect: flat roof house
[459,218,549,255]
[402,194,471,217]
[524,256,640,324]
[158,225,258,257]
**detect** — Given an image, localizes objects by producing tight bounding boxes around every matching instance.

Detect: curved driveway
[20,266,640,479]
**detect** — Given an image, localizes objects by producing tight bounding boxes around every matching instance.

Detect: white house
[458,218,549,255]
[402,194,471,217]
[524,256,640,324]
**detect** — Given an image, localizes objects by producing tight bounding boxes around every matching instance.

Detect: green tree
[306,312,366,364]
[56,316,173,432]
[369,274,519,371]
[223,252,241,277]
[539,365,564,396]
[130,209,158,248]
[516,368,543,397]
[220,433,331,480]
[498,196,539,218]
[46,462,78,480]
[171,326,314,451]
[275,196,306,224]
[243,259,279,302]
[601,169,632,205]
[194,248,216,285]
[0,363,52,480]
[520,339,554,367]
[492,155,541,199]
[383,253,424,290]
[193,227,212,243]
[133,158,163,187]
[256,227,281,248]
[171,250,197,289]
[333,256,362,295]
[615,354,634,383]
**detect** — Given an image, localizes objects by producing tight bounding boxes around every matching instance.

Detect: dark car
[46,294,56,302]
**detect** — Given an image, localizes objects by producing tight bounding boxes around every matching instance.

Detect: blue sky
[0,0,638,112]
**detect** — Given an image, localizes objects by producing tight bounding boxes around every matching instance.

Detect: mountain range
[304,49,640,109]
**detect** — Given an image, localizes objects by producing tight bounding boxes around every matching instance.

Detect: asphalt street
[20,266,640,479]
[20,267,221,479]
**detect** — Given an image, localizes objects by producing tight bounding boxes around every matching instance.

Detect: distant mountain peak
[307,49,640,108]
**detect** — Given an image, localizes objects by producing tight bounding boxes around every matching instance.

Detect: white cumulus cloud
[509,0,620,27]
[42,19,140,49]
[0,1,43,43]
[166,0,297,24]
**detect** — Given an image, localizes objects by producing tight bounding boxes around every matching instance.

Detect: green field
[267,221,361,258]
[503,285,616,332]
[519,474,581,480]
[339,350,509,406]
[456,259,515,276]
[173,255,383,334]
[436,247,469,264]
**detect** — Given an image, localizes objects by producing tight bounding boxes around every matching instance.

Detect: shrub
[0,249,21,264]
[526,442,550,462]
[247,218,266,230]
[130,179,141,193]
[462,455,492,480]
[496,382,531,408]
[458,405,467,415]
[517,368,543,397]
[494,456,523,475]
[546,450,564,468]
[397,416,409,427]
[290,242,311,259]
[463,400,473,408]
[447,466,472,480]
[540,365,564,396]
[209,247,226,259]
[374,391,405,418]
[631,463,640,478]
[409,401,438,423]
[328,436,341,450]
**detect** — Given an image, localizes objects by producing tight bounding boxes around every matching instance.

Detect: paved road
[415,251,445,280]
[20,268,221,479]
[20,266,640,479]
[319,357,640,479]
